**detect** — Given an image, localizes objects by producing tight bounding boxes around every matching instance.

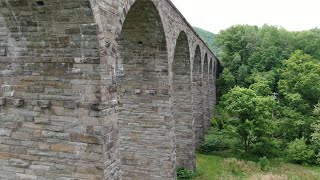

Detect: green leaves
[217,87,276,153]
[279,50,320,112]
[219,87,275,121]
[214,25,320,163]
[286,138,315,164]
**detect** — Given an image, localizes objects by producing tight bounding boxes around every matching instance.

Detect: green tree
[286,138,315,164]
[278,50,320,113]
[217,68,236,97]
[218,87,275,153]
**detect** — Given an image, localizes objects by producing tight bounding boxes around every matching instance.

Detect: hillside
[194,27,221,59]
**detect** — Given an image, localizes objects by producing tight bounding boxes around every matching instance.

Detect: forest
[187,25,320,179]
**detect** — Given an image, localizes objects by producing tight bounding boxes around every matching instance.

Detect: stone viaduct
[0,0,219,179]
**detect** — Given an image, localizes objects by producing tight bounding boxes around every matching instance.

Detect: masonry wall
[0,0,218,179]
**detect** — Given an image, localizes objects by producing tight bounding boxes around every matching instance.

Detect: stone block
[14,99,24,107]
[65,27,80,34]
[0,128,11,137]
[30,164,50,171]
[64,101,76,109]
[70,133,99,144]
[37,100,51,108]
[25,116,34,122]
[0,48,6,56]
[9,158,29,168]
[91,103,101,111]
[38,143,50,150]
[0,97,5,106]
[0,144,10,151]
[15,174,37,180]
[51,144,74,153]
[135,89,141,94]
[76,166,103,175]
[145,90,156,95]
[80,24,97,35]
[34,117,50,124]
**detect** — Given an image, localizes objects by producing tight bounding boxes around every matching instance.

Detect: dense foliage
[200,25,320,165]
[194,27,222,59]
[177,167,196,179]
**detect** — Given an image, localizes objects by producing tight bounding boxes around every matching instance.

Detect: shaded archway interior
[172,31,195,170]
[117,0,174,179]
[193,46,204,147]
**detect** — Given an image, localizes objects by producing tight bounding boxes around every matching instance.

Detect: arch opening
[210,58,214,76]
[117,0,174,178]
[192,46,204,147]
[172,32,195,170]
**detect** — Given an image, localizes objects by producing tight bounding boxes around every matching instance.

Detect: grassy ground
[195,153,320,180]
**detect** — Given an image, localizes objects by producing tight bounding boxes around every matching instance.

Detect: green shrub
[316,152,320,165]
[286,138,315,164]
[259,156,270,171]
[177,167,195,179]
[251,138,282,158]
[200,138,229,153]
[199,128,237,153]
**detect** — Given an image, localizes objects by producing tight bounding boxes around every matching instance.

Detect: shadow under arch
[117,0,174,179]
[172,31,195,170]
[192,45,204,147]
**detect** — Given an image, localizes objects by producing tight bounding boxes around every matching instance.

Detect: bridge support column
[193,46,204,148]
[203,54,211,130]
[173,32,195,171]
[118,0,175,179]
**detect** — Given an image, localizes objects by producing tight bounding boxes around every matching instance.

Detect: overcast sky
[170,0,320,33]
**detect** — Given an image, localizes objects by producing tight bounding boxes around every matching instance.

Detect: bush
[251,138,282,158]
[200,138,229,153]
[316,152,320,165]
[259,156,270,171]
[199,128,232,153]
[177,167,195,179]
[286,138,315,164]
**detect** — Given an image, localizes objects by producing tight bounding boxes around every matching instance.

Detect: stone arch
[173,31,195,170]
[193,45,204,147]
[203,53,210,130]
[117,0,174,179]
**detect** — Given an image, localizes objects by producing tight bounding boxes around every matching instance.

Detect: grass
[194,153,320,180]
[196,154,224,179]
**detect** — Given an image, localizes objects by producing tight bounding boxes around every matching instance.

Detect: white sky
[170,0,320,33]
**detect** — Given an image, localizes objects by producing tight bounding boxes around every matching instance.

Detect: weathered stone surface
[37,100,51,109]
[0,97,5,106]
[9,158,29,168]
[34,117,50,124]
[63,101,77,109]
[0,128,11,137]
[0,0,219,179]
[51,144,74,153]
[14,99,24,107]
[15,173,37,180]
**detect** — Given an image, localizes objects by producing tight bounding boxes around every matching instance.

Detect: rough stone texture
[172,32,195,171]
[193,46,204,148]
[203,54,211,131]
[0,0,219,179]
